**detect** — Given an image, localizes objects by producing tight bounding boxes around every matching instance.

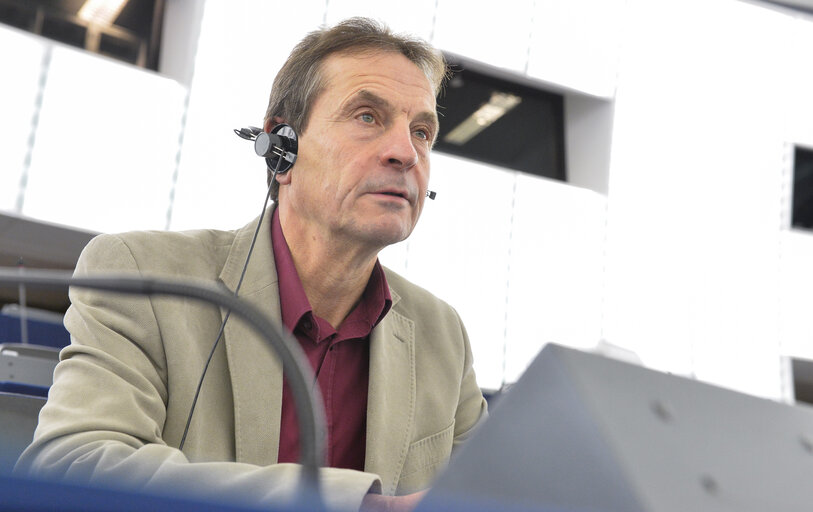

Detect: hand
[360,490,428,512]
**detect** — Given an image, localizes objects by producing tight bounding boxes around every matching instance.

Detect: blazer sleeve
[14,234,380,512]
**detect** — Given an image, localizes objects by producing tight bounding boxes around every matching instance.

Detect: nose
[379,123,419,171]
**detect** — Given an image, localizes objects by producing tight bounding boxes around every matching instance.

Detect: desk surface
[0,473,293,512]
[0,473,573,512]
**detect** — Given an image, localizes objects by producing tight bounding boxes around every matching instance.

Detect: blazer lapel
[365,290,417,495]
[219,206,284,466]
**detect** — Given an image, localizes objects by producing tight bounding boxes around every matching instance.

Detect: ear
[275,167,293,185]
[264,116,287,133]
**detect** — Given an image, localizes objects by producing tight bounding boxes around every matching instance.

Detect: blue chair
[0,308,70,349]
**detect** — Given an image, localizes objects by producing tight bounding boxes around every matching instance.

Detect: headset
[234,124,298,175]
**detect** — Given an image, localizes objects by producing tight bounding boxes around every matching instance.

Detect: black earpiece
[234,123,298,174]
[256,124,298,174]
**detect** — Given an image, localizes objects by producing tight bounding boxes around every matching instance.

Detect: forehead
[318,51,437,111]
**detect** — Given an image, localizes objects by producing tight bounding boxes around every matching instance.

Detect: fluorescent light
[78,0,129,26]
[443,92,522,145]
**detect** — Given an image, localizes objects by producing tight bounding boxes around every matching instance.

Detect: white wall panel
[782,16,813,145]
[397,154,515,390]
[604,0,792,399]
[433,0,535,72]
[325,0,437,40]
[0,27,46,211]
[526,0,623,98]
[170,0,325,231]
[503,175,606,382]
[780,232,813,360]
[159,0,207,87]
[22,46,185,233]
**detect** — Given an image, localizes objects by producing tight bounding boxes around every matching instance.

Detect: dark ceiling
[436,54,567,182]
[0,0,163,69]
[791,146,813,231]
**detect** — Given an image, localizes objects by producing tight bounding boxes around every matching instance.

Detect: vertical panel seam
[16,44,52,214]
[501,172,519,389]
[164,0,207,230]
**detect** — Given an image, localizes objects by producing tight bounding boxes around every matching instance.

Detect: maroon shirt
[271,209,391,470]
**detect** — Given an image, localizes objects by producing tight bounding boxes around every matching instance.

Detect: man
[16,17,486,512]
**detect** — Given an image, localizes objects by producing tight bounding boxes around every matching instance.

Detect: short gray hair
[263,17,448,200]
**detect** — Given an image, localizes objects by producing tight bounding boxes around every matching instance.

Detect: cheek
[414,199,425,221]
[418,161,431,191]
[331,146,372,190]
[419,152,431,177]
[296,135,338,190]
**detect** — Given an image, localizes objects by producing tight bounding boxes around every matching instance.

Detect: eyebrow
[345,89,440,141]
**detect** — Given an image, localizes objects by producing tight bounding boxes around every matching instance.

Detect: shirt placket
[318,339,339,465]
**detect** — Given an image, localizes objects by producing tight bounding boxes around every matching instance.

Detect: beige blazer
[16,206,487,511]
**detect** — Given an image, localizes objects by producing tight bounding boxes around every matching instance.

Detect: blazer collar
[219,205,278,296]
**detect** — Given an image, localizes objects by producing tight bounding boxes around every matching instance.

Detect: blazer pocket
[397,421,455,493]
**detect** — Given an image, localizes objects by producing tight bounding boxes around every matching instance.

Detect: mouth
[373,189,410,202]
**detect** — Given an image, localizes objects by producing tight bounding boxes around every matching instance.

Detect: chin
[371,230,411,248]
[359,223,414,248]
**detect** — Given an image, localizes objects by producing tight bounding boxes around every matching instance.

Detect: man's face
[278,51,438,252]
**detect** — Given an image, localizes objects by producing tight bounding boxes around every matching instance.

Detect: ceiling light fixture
[78,0,130,26]
[443,92,522,145]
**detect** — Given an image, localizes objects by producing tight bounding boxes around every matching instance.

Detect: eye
[359,112,375,124]
[414,127,433,142]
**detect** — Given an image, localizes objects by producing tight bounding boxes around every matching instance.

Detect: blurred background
[2,0,813,402]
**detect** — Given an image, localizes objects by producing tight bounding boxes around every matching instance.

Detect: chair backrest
[0,307,71,349]
[0,343,60,388]
[0,391,45,475]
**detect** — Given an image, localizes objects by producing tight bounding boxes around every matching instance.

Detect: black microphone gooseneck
[179,127,296,452]
[0,268,325,506]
